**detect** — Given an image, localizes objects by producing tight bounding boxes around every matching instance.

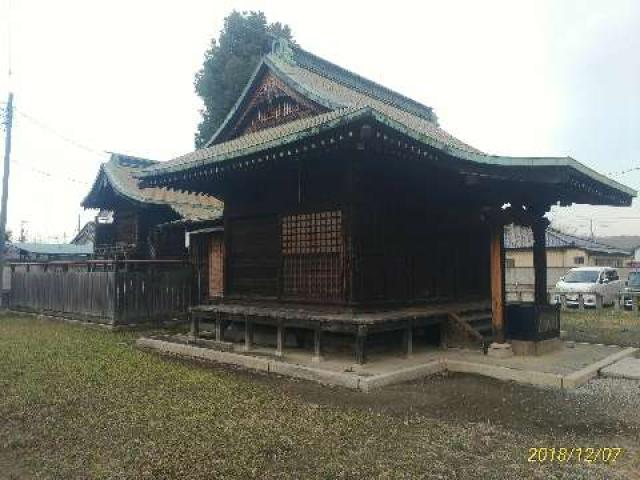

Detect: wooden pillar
[532,219,548,305]
[354,325,367,365]
[490,223,505,343]
[275,321,284,358]
[312,324,323,363]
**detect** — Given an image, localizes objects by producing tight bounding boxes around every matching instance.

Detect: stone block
[487,342,513,358]
[511,338,563,356]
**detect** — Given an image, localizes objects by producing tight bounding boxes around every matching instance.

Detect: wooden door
[208,233,225,298]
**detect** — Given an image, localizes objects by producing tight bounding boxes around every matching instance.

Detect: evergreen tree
[194,11,294,148]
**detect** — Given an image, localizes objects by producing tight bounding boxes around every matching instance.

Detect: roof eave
[144,106,635,206]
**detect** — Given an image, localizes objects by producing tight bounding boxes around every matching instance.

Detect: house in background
[9,242,94,262]
[505,225,632,269]
[595,235,640,263]
[82,153,223,261]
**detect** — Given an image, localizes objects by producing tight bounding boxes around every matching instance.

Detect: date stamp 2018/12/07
[528,447,625,464]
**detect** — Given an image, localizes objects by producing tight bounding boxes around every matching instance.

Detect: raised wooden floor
[190,299,492,364]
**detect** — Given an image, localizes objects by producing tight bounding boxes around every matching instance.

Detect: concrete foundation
[137,336,637,392]
[599,357,640,380]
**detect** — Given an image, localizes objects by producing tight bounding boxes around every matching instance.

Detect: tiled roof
[288,46,437,123]
[504,225,631,255]
[139,40,635,203]
[143,107,363,175]
[265,47,480,153]
[82,154,223,222]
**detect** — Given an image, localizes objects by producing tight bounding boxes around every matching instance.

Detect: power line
[14,107,107,157]
[607,166,640,177]
[12,160,90,185]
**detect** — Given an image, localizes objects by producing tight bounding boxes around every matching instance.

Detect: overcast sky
[0,0,639,242]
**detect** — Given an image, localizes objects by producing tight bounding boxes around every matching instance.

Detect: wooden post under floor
[490,223,505,343]
[190,313,200,339]
[214,312,223,342]
[532,219,548,305]
[243,316,253,352]
[275,321,284,357]
[354,325,367,365]
[312,324,323,362]
[404,319,413,357]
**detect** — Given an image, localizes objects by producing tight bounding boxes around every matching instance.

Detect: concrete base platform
[511,338,563,356]
[600,357,640,380]
[137,336,637,392]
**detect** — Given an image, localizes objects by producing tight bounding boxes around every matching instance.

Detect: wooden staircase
[446,306,494,350]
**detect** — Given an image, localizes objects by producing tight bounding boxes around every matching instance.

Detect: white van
[554,267,622,307]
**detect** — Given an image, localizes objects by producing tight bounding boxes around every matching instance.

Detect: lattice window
[281,210,344,300]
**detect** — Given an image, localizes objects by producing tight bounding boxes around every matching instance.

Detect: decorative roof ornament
[272,37,294,64]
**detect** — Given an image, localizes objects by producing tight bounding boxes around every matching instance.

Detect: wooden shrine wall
[223,151,350,302]
[221,146,492,305]
[350,151,492,304]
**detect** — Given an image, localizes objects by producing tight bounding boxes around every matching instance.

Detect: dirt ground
[1,315,639,479]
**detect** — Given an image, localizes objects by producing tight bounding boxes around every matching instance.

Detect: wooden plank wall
[114,269,191,325]
[10,268,191,325]
[227,216,280,297]
[11,271,115,323]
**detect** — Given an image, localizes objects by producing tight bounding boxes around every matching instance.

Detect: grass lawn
[561,309,640,347]
[1,315,638,479]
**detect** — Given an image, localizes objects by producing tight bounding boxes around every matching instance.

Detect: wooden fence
[10,265,192,325]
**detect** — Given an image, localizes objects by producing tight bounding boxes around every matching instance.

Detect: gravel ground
[1,315,638,479]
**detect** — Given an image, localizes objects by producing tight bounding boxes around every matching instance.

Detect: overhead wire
[14,107,107,158]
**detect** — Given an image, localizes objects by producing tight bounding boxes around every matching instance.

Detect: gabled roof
[505,225,631,256]
[82,153,223,222]
[205,39,475,153]
[139,39,635,206]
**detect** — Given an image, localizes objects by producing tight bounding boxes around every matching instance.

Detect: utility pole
[0,92,14,304]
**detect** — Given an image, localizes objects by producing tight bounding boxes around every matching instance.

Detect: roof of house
[594,235,640,251]
[504,225,631,256]
[138,39,635,204]
[12,242,94,256]
[82,153,223,222]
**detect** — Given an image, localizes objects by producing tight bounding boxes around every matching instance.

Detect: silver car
[554,267,622,308]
